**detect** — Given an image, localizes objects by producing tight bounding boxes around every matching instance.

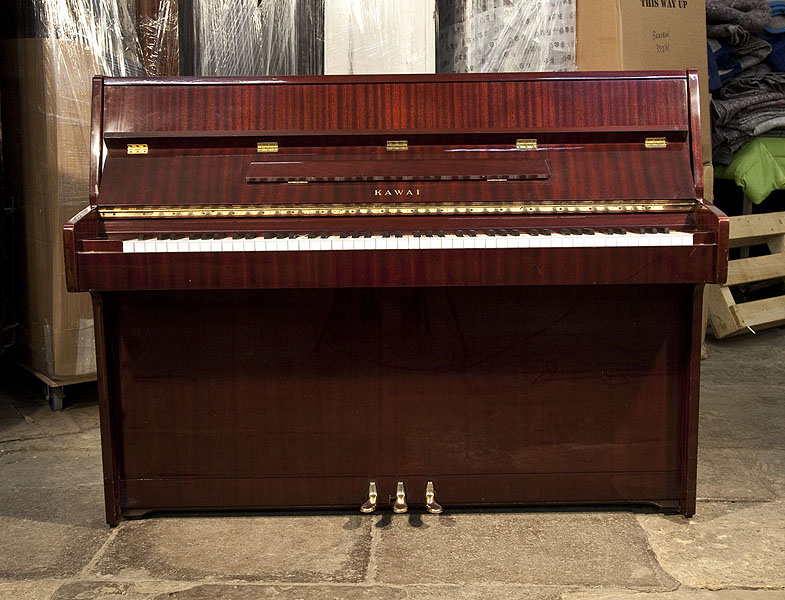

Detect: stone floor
[1,329,784,600]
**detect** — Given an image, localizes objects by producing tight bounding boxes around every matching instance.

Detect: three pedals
[360,480,443,514]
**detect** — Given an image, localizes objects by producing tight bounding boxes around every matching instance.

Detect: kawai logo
[374,189,421,196]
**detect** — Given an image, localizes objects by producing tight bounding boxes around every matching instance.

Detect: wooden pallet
[707,211,785,338]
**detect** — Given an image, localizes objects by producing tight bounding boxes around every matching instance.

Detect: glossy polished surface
[64,72,729,524]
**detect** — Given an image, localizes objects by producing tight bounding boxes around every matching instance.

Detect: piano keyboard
[122,228,694,253]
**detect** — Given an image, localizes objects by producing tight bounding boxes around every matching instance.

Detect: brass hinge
[645,137,667,149]
[516,139,537,150]
[257,141,279,153]
[126,143,148,155]
[386,140,408,151]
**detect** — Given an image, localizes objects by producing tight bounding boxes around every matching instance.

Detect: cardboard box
[1,39,96,381]
[577,0,711,164]
[325,0,436,74]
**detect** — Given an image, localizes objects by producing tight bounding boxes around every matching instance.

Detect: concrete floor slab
[0,430,101,454]
[0,514,109,579]
[0,404,98,444]
[91,516,372,583]
[404,584,560,599]
[158,584,406,600]
[49,582,563,600]
[697,448,777,501]
[699,387,785,450]
[637,501,785,588]
[0,448,103,489]
[372,511,677,589]
[701,328,785,387]
[754,450,785,498]
[563,590,785,599]
[0,580,61,600]
[0,485,106,529]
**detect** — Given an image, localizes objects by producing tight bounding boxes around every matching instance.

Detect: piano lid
[92,72,703,209]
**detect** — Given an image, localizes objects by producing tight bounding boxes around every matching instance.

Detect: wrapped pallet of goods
[0,0,177,406]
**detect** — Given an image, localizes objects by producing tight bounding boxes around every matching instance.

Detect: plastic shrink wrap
[190,0,324,76]
[437,0,576,72]
[0,0,177,382]
[324,0,436,74]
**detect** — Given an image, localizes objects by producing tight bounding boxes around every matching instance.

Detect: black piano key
[456,230,464,237]
[497,229,508,236]
[583,228,595,235]
[394,231,403,237]
[613,228,626,235]
[529,229,539,236]
[437,231,445,237]
[361,231,371,237]
[156,234,166,240]
[510,229,521,236]
[571,229,582,235]
[560,229,570,235]
[213,233,223,239]
[382,232,390,238]
[541,229,552,236]
[188,233,198,240]
[319,233,330,238]
[265,232,276,239]
[137,234,146,241]
[232,233,242,239]
[340,232,350,238]
[307,232,318,239]
[425,231,434,237]
[245,232,255,239]
[414,231,422,237]
[638,227,647,235]
[467,230,476,237]
[663,227,670,234]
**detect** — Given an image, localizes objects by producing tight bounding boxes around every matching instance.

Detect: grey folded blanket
[706,0,772,33]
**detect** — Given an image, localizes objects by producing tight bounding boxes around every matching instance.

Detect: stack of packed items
[707,0,785,165]
[190,0,324,75]
[0,0,178,386]
[437,0,576,73]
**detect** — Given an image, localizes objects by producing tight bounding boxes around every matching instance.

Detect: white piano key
[122,230,695,253]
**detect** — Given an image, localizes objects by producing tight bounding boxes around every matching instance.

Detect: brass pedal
[425,481,443,514]
[393,481,408,513]
[360,481,378,513]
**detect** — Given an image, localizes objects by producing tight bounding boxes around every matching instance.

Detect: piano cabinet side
[695,201,730,284]
[680,283,705,517]
[91,292,123,526]
[63,206,101,292]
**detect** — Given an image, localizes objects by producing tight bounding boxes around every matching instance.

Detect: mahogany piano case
[64,72,729,525]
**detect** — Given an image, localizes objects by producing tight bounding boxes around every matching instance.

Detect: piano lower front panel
[101,284,695,517]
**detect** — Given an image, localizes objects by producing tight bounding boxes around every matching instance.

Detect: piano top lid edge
[99,71,694,87]
[101,125,690,140]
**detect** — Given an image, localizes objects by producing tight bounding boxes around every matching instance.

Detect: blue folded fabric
[763,0,785,34]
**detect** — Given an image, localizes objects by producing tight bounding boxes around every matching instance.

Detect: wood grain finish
[63,72,729,524]
[107,285,690,515]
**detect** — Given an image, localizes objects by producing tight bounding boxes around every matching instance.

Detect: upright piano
[65,71,728,525]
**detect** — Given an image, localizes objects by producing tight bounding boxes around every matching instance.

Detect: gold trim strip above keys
[99,201,694,219]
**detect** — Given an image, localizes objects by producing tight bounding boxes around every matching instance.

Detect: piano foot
[393,481,408,513]
[425,481,443,514]
[360,481,379,513]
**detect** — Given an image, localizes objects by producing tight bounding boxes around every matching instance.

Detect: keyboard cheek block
[65,72,729,525]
